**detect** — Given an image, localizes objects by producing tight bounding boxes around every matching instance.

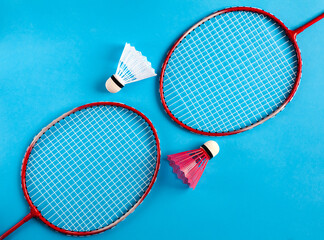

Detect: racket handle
[0,212,33,239]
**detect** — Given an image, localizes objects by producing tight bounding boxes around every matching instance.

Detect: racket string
[166,12,292,119]
[216,13,293,115]
[27,108,154,230]
[26,105,158,231]
[171,12,288,116]
[53,108,155,229]
[163,11,298,132]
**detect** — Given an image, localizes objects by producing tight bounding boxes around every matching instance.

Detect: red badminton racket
[160,7,324,136]
[0,102,160,239]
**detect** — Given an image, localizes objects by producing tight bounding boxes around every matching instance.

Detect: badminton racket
[0,102,160,239]
[160,7,324,135]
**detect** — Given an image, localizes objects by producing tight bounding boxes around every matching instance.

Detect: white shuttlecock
[105,43,157,93]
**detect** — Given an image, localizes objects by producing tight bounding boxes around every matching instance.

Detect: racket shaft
[293,12,324,36]
[0,212,33,239]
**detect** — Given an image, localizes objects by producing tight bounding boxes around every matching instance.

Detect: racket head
[21,102,160,236]
[160,7,302,136]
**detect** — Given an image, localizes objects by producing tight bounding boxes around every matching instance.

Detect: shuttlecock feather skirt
[167,149,210,189]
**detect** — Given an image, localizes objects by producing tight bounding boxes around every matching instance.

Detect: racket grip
[0,212,33,239]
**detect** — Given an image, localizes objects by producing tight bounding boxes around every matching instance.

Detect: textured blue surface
[0,0,323,240]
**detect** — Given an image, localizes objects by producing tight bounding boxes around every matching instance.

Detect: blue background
[0,0,323,239]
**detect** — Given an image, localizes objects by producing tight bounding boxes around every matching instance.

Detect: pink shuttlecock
[167,141,220,189]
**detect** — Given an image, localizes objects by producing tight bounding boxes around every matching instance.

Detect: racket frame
[160,6,304,136]
[3,102,160,238]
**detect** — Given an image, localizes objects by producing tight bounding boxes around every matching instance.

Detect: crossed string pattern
[163,11,298,133]
[25,105,158,232]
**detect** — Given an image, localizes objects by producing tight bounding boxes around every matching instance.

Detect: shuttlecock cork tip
[106,74,125,93]
[201,140,219,159]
